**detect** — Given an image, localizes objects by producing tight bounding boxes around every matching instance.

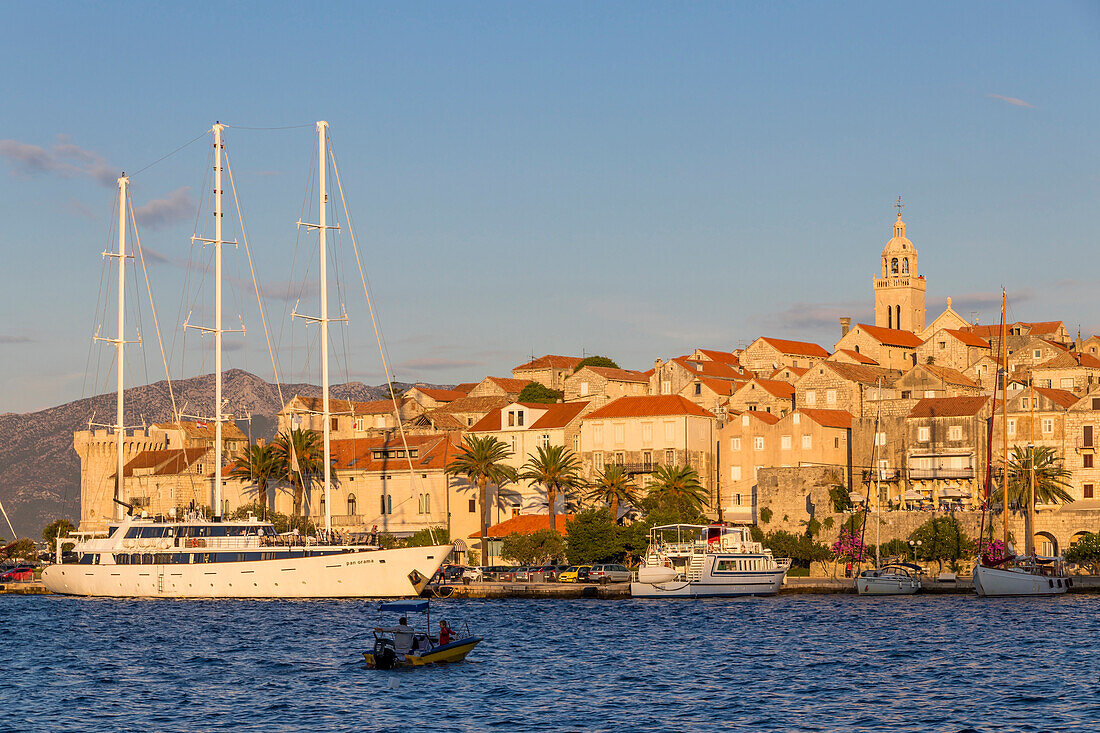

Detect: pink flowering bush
[832,529,869,564]
[975,538,1008,563]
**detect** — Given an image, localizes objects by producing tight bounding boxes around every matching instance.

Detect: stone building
[725,378,795,417]
[277,396,420,437]
[918,297,971,340]
[403,386,467,411]
[467,376,534,400]
[915,328,990,372]
[651,356,748,396]
[874,208,926,333]
[739,337,830,374]
[678,376,741,411]
[893,364,983,401]
[510,354,583,391]
[835,323,922,370]
[904,396,992,509]
[794,361,901,418]
[468,401,590,515]
[578,395,718,506]
[563,366,649,406]
[1030,351,1100,394]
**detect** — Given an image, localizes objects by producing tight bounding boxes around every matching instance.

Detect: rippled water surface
[2,594,1098,732]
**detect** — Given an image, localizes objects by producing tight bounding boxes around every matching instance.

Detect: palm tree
[445,435,517,565]
[587,464,638,521]
[647,464,709,514]
[228,443,280,517]
[519,444,585,530]
[273,428,324,516]
[995,444,1074,512]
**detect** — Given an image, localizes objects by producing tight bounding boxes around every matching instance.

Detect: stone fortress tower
[874,198,926,332]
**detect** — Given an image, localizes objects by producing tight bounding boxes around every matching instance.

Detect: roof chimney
[840,317,851,338]
[654,358,663,371]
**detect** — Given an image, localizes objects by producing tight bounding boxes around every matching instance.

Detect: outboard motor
[373,638,397,670]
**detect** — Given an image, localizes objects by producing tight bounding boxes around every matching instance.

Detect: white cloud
[0,135,117,186]
[987,94,1035,109]
[133,187,195,229]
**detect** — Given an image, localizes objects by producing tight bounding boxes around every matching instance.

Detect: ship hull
[856,575,921,595]
[972,563,1070,597]
[630,569,787,598]
[41,545,449,599]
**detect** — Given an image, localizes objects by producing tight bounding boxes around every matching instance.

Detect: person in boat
[376,616,414,655]
[438,619,453,646]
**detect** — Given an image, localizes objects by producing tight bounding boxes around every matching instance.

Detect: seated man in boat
[375,616,415,656]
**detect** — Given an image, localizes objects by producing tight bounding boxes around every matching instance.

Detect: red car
[0,565,35,582]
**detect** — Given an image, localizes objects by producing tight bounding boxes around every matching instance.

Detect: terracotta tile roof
[855,324,924,348]
[418,412,467,430]
[483,376,535,393]
[797,409,853,429]
[942,329,991,348]
[1029,321,1066,335]
[968,321,1065,339]
[151,420,247,440]
[1035,351,1100,370]
[512,354,584,371]
[431,395,512,415]
[758,337,830,358]
[816,362,902,386]
[469,513,573,539]
[468,410,502,432]
[831,348,880,365]
[530,401,590,429]
[919,364,981,388]
[1032,387,1079,409]
[289,395,406,415]
[329,434,456,472]
[771,366,809,379]
[582,395,715,420]
[577,366,650,383]
[746,378,796,400]
[694,348,741,365]
[409,387,466,402]
[742,411,781,425]
[452,382,478,394]
[908,395,990,418]
[694,377,740,397]
[1042,339,1072,353]
[121,448,207,478]
[672,357,749,380]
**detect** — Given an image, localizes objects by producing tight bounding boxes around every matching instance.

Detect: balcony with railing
[908,467,974,480]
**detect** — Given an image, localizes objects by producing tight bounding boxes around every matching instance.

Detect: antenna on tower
[895,196,904,218]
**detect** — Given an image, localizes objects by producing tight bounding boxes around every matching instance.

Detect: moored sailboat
[43,122,449,598]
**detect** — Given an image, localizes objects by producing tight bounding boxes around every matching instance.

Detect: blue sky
[2,2,1099,412]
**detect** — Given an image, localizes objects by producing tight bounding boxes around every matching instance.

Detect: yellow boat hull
[363,636,482,668]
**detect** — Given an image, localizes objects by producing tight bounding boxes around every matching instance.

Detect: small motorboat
[363,599,482,669]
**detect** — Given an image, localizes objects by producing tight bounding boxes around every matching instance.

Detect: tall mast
[873,379,882,567]
[214,122,225,520]
[1028,376,1036,556]
[318,121,332,536]
[1001,290,1009,545]
[115,174,129,521]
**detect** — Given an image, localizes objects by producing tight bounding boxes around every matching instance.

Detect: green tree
[764,529,831,570]
[500,529,567,564]
[405,527,449,547]
[758,506,773,525]
[226,503,315,535]
[519,444,584,531]
[909,515,972,572]
[565,508,621,564]
[2,538,36,560]
[646,465,709,516]
[995,445,1074,512]
[586,464,638,520]
[446,435,517,565]
[1065,532,1100,574]
[879,537,912,561]
[573,356,619,372]
[517,383,565,404]
[228,443,281,516]
[42,519,76,552]
[273,429,325,516]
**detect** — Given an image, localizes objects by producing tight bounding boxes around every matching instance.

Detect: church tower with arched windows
[873,200,926,332]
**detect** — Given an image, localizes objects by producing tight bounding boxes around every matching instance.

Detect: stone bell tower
[874,197,926,332]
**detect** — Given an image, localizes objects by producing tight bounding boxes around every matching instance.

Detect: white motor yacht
[631,524,790,598]
[42,511,447,598]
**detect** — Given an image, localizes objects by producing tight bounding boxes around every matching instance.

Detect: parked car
[513,566,534,582]
[461,566,485,582]
[0,565,35,582]
[438,565,466,583]
[559,565,592,583]
[589,563,632,584]
[530,564,564,582]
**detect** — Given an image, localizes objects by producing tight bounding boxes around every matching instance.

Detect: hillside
[0,369,438,540]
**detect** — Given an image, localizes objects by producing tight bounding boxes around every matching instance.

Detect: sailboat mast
[115,174,128,522]
[318,120,332,536]
[1001,290,1009,545]
[214,122,225,520]
[1028,376,1036,556]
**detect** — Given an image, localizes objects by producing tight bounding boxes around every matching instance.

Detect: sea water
[1,594,1097,732]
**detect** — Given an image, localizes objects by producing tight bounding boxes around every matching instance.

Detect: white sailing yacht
[43,122,449,598]
[856,382,922,595]
[972,291,1070,597]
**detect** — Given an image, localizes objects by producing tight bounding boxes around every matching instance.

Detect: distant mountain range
[0,369,444,540]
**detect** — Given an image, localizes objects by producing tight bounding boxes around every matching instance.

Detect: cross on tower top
[895,196,904,219]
